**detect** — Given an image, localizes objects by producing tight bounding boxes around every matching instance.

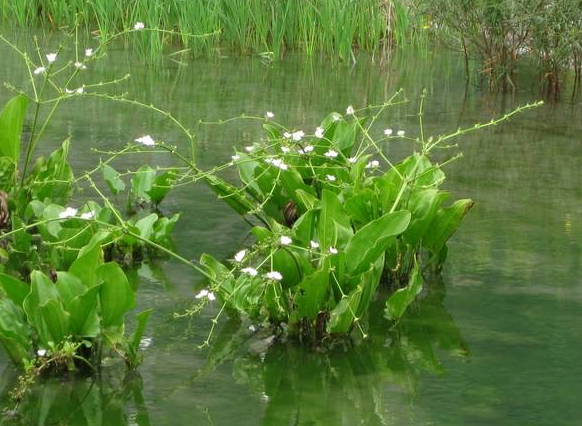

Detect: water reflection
[0,368,150,426]
[205,276,468,425]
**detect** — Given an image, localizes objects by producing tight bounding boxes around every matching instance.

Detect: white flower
[280,235,292,245]
[266,111,274,118]
[195,289,209,299]
[85,48,93,57]
[310,240,319,249]
[231,154,240,161]
[65,88,74,94]
[37,349,47,357]
[245,146,254,152]
[324,150,338,158]
[365,160,380,169]
[135,135,155,146]
[281,146,290,153]
[241,267,258,276]
[248,324,257,332]
[207,292,216,301]
[397,130,405,137]
[134,22,145,30]
[76,86,84,94]
[80,211,95,220]
[303,145,314,153]
[234,250,246,262]
[326,175,336,182]
[265,158,288,171]
[33,66,46,75]
[347,157,357,164]
[46,53,57,63]
[329,247,338,254]
[315,127,324,138]
[292,130,305,141]
[384,128,393,136]
[59,207,78,219]
[74,61,86,69]
[266,271,283,281]
[346,105,355,115]
[332,114,341,122]
[283,132,292,139]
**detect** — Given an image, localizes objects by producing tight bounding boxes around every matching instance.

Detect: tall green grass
[0,0,426,59]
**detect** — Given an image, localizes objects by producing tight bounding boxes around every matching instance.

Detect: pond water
[0,31,581,425]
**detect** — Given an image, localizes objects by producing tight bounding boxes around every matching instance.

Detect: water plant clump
[191,95,542,345]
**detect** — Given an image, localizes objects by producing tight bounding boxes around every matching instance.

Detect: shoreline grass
[0,0,426,59]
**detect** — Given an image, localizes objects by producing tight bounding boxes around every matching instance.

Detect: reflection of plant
[194,96,540,343]
[203,277,468,425]
[0,368,151,425]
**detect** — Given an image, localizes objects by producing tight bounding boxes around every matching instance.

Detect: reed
[0,0,426,59]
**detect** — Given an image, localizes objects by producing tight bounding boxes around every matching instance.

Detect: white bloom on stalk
[195,289,209,299]
[365,160,380,169]
[346,105,355,115]
[266,111,274,118]
[266,271,283,281]
[292,130,305,141]
[234,250,246,262]
[135,135,155,146]
[65,88,74,94]
[241,267,258,277]
[231,154,240,161]
[332,114,341,122]
[80,211,95,220]
[281,146,290,153]
[265,157,288,171]
[397,130,405,137]
[245,146,254,152]
[134,22,145,30]
[303,145,314,153]
[347,157,357,164]
[326,175,336,182]
[283,132,292,139]
[33,67,46,75]
[248,324,257,332]
[324,150,338,158]
[59,207,78,219]
[76,86,84,94]
[315,127,324,138]
[85,48,93,57]
[46,53,57,63]
[310,240,320,249]
[207,292,216,301]
[37,349,47,357]
[384,128,393,136]
[280,235,292,245]
[74,61,86,69]
[329,247,338,254]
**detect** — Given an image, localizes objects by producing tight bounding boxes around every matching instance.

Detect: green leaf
[345,210,411,274]
[102,164,125,195]
[98,263,135,328]
[328,288,362,333]
[23,271,65,345]
[0,273,30,307]
[0,299,31,364]
[69,244,103,288]
[296,268,329,320]
[385,263,423,321]
[55,272,86,305]
[423,199,474,255]
[403,189,450,247]
[147,170,177,205]
[204,174,255,216]
[130,165,156,203]
[0,94,27,163]
[67,285,102,337]
[128,309,153,355]
[135,213,158,240]
[319,189,350,250]
[39,299,70,344]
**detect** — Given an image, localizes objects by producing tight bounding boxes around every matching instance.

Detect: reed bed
[0,0,425,59]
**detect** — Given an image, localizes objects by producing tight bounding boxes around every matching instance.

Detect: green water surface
[0,32,581,425]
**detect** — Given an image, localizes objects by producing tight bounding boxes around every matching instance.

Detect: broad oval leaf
[0,94,27,163]
[98,262,135,328]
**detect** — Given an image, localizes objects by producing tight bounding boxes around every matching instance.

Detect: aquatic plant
[188,94,541,344]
